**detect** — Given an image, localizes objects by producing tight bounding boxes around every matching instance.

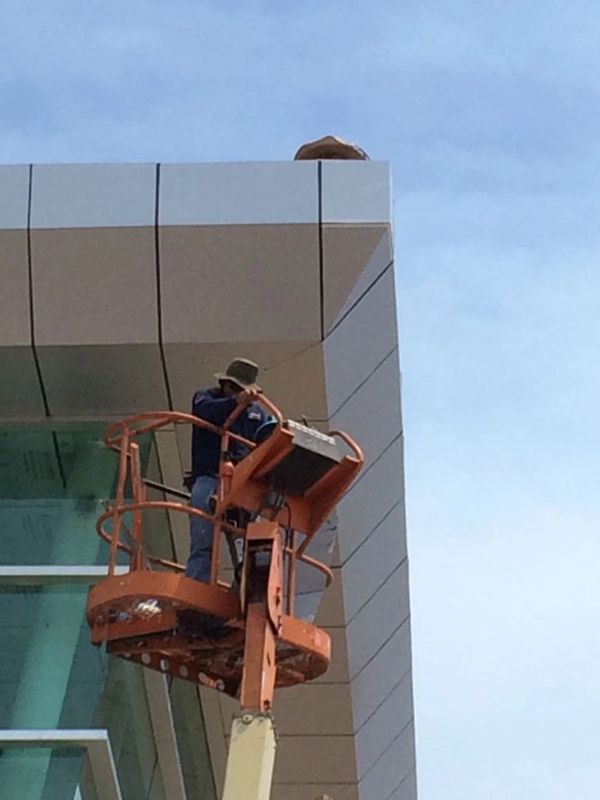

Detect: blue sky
[3,2,600,797]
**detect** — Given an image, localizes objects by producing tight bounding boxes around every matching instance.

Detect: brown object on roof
[294,135,369,160]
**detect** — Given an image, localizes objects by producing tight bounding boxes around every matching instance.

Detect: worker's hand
[238,388,260,404]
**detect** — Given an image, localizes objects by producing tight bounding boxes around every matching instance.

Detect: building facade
[0,160,416,800]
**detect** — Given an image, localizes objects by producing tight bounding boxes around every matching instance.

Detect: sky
[2,1,600,797]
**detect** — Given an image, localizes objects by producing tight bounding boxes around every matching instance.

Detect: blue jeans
[186,475,218,583]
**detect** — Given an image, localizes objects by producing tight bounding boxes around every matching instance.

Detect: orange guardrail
[97,394,345,615]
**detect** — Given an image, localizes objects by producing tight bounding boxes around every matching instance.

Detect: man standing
[186,358,269,584]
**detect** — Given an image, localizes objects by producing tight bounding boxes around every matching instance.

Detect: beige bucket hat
[215,358,261,391]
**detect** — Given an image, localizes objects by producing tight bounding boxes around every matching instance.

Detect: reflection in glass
[0,423,215,798]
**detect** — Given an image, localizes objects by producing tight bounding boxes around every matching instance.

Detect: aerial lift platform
[86,392,363,800]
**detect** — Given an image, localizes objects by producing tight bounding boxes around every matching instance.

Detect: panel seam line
[382,768,416,800]
[340,499,402,567]
[354,666,412,736]
[318,160,325,340]
[26,164,50,418]
[344,430,403,496]
[358,715,415,785]
[329,344,398,420]
[350,612,410,682]
[327,258,393,337]
[26,165,66,485]
[346,556,408,626]
[154,163,174,410]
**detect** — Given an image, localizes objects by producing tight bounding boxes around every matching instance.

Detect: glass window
[0,747,85,800]
[0,422,216,799]
[0,584,167,799]
[0,424,171,566]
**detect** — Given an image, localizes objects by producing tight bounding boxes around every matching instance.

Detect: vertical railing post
[108,426,129,577]
[129,442,145,571]
[211,427,234,585]
[286,531,296,617]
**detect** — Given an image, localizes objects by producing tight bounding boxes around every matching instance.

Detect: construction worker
[185,358,269,584]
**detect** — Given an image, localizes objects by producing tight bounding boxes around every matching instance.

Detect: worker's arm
[192,391,239,425]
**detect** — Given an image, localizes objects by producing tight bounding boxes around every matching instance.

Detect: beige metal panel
[37,344,168,416]
[160,161,318,226]
[273,735,358,785]
[0,347,45,417]
[164,340,323,419]
[324,268,398,415]
[357,721,415,800]
[326,220,414,794]
[217,683,353,737]
[322,223,388,333]
[321,161,391,224]
[0,165,29,229]
[331,228,393,331]
[199,687,228,796]
[159,224,320,343]
[273,785,359,800]
[31,163,155,228]
[346,561,411,682]
[274,683,354,736]
[314,567,346,628]
[331,350,402,468]
[341,502,407,620]
[142,670,186,800]
[0,229,30,346]
[336,439,404,562]
[260,341,327,423]
[351,621,413,732]
[31,228,158,346]
[218,694,239,745]
[312,626,350,685]
[387,769,417,800]
[355,671,413,778]
[0,166,30,347]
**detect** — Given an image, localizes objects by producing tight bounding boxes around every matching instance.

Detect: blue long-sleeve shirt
[190,387,269,478]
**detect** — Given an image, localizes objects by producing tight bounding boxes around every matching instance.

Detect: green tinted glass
[0,424,170,566]
[0,585,166,799]
[0,422,213,799]
[0,748,85,800]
